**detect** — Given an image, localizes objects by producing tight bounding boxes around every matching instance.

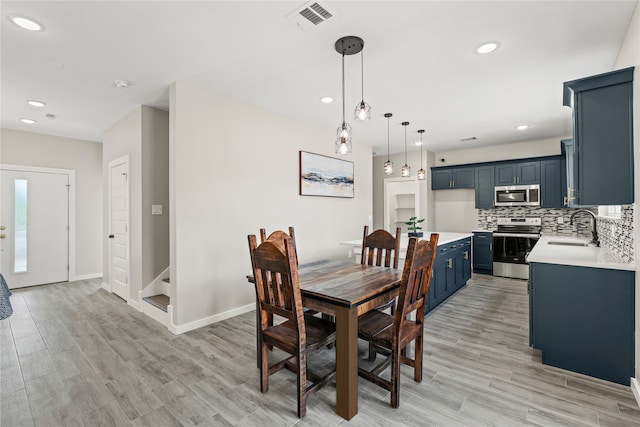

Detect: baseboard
[71,272,103,281]
[631,377,640,408]
[168,302,255,335]
[128,298,141,312]
[101,281,111,292]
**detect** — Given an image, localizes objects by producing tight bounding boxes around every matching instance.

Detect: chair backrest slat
[361,226,401,269]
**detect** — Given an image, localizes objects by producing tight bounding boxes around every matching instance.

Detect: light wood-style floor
[1,274,639,426]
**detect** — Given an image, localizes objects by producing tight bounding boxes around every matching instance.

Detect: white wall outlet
[487,216,492,222]
[151,205,163,215]
[557,217,564,224]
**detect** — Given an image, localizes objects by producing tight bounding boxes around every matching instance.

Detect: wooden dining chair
[361,226,401,269]
[357,233,439,408]
[247,234,336,418]
[260,226,298,264]
[359,226,402,357]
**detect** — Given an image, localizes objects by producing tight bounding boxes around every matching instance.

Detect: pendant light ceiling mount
[334,36,364,56]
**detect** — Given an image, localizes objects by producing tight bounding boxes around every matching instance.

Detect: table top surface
[248,259,402,309]
[296,260,402,308]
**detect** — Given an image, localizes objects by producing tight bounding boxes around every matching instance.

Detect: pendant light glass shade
[417,129,426,180]
[354,49,371,121]
[384,113,393,174]
[336,121,352,154]
[401,122,410,177]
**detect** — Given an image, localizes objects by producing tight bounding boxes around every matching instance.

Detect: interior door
[0,169,69,288]
[109,158,130,301]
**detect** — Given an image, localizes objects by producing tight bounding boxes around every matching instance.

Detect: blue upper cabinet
[563,67,634,206]
[540,158,563,208]
[495,161,540,185]
[475,166,494,208]
[431,166,475,190]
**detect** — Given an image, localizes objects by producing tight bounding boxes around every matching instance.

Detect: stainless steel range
[493,217,541,280]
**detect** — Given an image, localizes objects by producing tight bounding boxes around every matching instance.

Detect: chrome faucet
[570,209,600,247]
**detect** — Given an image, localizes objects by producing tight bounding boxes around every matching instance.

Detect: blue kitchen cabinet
[472,232,493,275]
[529,262,635,386]
[495,161,540,185]
[431,166,475,189]
[563,67,634,206]
[540,158,563,208]
[474,166,495,208]
[426,237,471,315]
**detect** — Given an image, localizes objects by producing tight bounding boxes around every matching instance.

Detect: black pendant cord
[342,53,346,124]
[360,50,364,102]
[404,125,407,165]
[387,116,390,161]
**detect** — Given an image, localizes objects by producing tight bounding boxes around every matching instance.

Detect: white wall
[170,81,373,329]
[0,129,102,278]
[613,0,640,395]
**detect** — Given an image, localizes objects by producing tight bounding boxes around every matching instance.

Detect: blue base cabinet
[529,262,635,385]
[426,237,471,315]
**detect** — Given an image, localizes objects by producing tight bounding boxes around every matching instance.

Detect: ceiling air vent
[286,2,333,29]
[460,136,478,142]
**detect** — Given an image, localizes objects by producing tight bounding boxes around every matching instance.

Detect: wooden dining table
[248,259,402,420]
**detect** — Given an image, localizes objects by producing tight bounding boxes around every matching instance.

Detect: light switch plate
[151,205,163,215]
[557,217,564,224]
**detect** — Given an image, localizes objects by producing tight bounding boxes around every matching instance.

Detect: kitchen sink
[547,241,591,247]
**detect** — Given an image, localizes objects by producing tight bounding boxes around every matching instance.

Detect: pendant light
[417,129,426,180]
[401,122,410,177]
[384,113,393,174]
[354,48,371,121]
[334,36,364,155]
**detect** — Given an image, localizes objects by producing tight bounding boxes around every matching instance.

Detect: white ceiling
[1,1,637,155]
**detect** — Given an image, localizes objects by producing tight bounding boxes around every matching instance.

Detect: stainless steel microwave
[494,184,540,207]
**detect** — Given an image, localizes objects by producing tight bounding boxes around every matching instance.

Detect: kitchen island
[527,234,635,385]
[341,231,472,315]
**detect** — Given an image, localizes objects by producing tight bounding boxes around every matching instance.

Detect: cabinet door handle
[513,176,516,184]
[464,251,469,260]
[563,196,568,206]
[489,243,493,251]
[447,258,452,269]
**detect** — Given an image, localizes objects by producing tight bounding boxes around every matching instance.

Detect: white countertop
[527,234,634,271]
[340,231,472,249]
[472,229,494,233]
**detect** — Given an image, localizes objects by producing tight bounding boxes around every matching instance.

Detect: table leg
[335,305,358,420]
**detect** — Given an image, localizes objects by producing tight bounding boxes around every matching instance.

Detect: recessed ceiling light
[114,79,131,88]
[9,15,44,31]
[27,100,46,107]
[320,96,333,104]
[475,42,499,54]
[516,124,529,130]
[20,118,36,124]
[414,141,423,146]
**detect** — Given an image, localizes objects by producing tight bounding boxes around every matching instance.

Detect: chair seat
[263,314,336,354]
[358,310,422,349]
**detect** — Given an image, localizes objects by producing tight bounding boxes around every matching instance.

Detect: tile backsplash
[477,205,634,262]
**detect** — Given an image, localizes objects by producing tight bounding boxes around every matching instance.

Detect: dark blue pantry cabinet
[563,67,634,206]
[426,237,471,314]
[529,262,634,386]
[472,232,493,275]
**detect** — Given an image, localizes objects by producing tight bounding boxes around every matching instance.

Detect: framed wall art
[299,151,354,198]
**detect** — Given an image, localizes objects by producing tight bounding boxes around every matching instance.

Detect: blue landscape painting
[300,151,354,198]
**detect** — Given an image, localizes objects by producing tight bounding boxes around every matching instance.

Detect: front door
[109,157,130,301]
[0,169,69,288]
